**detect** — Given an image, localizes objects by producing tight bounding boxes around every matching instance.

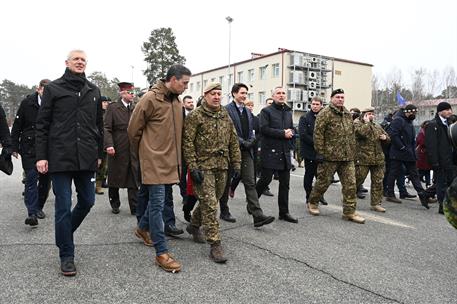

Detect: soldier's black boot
[419,193,430,209]
[438,202,444,214]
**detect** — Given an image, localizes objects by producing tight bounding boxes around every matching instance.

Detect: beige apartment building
[185,49,372,122]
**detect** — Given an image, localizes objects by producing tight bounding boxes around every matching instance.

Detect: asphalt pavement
[1,157,456,304]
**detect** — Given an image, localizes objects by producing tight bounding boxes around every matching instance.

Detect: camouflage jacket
[314,103,356,161]
[354,118,390,165]
[183,101,241,171]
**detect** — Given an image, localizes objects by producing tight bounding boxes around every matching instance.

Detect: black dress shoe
[319,196,328,205]
[438,203,444,214]
[220,213,237,223]
[253,214,275,227]
[262,189,274,197]
[279,213,298,223]
[165,224,184,236]
[357,192,366,199]
[419,194,430,209]
[25,215,38,226]
[36,210,46,219]
[112,207,120,214]
[61,259,77,276]
[400,193,417,199]
[359,186,369,193]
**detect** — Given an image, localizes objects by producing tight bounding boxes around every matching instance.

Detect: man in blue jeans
[128,64,191,273]
[35,50,104,276]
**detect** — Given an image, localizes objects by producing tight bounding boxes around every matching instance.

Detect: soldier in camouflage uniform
[307,89,365,224]
[95,96,111,194]
[444,176,457,229]
[354,107,390,212]
[183,83,241,263]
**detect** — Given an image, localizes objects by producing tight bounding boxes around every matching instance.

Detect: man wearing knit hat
[425,101,456,214]
[385,104,431,209]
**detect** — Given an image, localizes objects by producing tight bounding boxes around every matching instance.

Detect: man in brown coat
[128,64,191,273]
[104,82,138,215]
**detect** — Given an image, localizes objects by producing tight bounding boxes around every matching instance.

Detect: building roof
[190,49,373,77]
[410,98,457,107]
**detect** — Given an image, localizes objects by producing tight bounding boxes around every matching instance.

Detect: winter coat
[35,71,103,173]
[183,101,241,171]
[314,103,356,161]
[425,115,455,169]
[0,104,11,150]
[128,80,183,185]
[298,110,318,160]
[259,102,294,170]
[415,127,431,170]
[226,101,255,158]
[104,99,137,188]
[354,118,390,166]
[11,93,42,170]
[388,111,416,162]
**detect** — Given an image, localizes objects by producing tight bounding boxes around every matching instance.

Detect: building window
[203,80,208,89]
[190,83,194,92]
[259,91,266,105]
[335,70,342,76]
[237,71,244,83]
[272,63,280,78]
[196,81,201,93]
[219,76,224,84]
[248,69,255,82]
[211,78,216,82]
[247,93,254,101]
[259,66,267,80]
[228,74,233,88]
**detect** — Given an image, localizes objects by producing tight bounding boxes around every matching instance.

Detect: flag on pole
[396,92,406,106]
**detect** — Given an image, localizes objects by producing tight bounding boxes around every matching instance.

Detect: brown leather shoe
[95,181,104,195]
[155,253,181,273]
[210,243,227,263]
[342,213,366,224]
[134,227,153,247]
[307,203,320,216]
[370,205,386,212]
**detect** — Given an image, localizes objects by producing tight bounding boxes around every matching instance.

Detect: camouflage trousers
[308,161,357,215]
[356,164,385,206]
[192,169,228,244]
[96,154,108,182]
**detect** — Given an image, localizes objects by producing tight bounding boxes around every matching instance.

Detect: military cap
[203,82,222,94]
[361,107,375,113]
[100,96,111,102]
[331,88,344,97]
[117,82,134,91]
[404,104,418,113]
[350,107,361,113]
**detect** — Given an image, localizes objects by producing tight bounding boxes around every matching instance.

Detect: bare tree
[411,68,426,101]
[442,66,457,98]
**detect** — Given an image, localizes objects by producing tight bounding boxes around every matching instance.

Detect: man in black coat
[256,87,298,223]
[35,50,103,276]
[11,79,51,225]
[0,103,12,173]
[385,104,430,208]
[425,101,456,214]
[298,96,327,205]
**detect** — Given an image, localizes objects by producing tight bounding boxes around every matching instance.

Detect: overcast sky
[1,0,456,91]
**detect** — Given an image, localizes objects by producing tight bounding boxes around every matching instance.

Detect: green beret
[361,107,375,113]
[331,88,344,97]
[203,82,222,94]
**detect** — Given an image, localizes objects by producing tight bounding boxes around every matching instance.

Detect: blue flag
[396,92,406,106]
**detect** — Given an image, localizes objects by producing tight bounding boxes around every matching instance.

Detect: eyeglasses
[127,90,135,95]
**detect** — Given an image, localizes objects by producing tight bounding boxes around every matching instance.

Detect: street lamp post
[226,16,233,102]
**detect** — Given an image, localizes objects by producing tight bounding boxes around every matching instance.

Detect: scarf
[61,68,87,92]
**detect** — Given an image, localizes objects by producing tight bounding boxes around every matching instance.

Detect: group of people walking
[0,49,453,277]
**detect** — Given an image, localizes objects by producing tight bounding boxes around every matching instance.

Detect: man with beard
[385,104,430,209]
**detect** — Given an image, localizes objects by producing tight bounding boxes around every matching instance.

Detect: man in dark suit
[222,83,275,227]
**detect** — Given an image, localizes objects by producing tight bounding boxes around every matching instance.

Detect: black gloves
[232,169,241,180]
[240,138,255,150]
[190,169,204,185]
[315,154,324,164]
